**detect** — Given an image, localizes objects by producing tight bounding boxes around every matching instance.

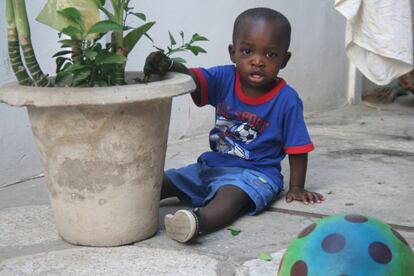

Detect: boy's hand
[144,51,172,77]
[286,187,324,205]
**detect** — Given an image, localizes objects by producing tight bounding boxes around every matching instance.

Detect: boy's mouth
[248,73,265,84]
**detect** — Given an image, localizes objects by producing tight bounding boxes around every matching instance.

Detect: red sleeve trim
[190,68,208,107]
[284,143,315,154]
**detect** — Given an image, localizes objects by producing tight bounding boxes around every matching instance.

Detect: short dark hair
[232,7,291,49]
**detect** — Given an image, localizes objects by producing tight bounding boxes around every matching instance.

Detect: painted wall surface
[0,0,349,185]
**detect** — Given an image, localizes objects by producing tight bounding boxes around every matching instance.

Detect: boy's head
[229,8,292,93]
[232,8,291,50]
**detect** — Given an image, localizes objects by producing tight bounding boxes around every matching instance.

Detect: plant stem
[5,0,32,85]
[111,0,126,85]
[13,0,51,87]
[72,39,82,64]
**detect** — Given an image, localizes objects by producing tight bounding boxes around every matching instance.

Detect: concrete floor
[0,97,413,275]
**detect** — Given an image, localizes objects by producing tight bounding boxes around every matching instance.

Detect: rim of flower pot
[0,72,195,107]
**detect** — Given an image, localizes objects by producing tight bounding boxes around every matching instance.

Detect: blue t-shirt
[191,65,314,188]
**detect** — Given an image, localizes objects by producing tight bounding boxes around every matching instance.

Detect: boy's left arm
[286,153,324,204]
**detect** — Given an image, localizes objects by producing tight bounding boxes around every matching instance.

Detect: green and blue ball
[278,214,414,276]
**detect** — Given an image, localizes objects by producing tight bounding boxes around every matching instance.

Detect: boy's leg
[160,174,177,200]
[199,185,252,232]
[165,185,252,242]
[160,173,189,200]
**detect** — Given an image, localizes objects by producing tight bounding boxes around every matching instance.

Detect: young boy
[144,7,324,243]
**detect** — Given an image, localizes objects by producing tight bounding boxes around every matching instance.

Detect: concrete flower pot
[0,72,195,246]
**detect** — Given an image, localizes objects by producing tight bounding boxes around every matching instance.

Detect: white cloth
[335,0,413,85]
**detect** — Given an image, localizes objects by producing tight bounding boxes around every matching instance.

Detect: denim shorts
[165,162,281,215]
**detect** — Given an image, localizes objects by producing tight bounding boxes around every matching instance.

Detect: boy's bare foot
[164,209,199,243]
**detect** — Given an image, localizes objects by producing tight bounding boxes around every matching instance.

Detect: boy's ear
[228,44,236,63]
[281,51,291,69]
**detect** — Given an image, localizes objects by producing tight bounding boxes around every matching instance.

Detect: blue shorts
[165,162,281,215]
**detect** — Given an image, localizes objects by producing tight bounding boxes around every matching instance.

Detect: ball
[278,214,414,276]
[233,123,257,144]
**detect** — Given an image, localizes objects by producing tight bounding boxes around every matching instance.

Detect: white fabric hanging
[335,0,413,85]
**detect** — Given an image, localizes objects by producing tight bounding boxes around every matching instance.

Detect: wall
[0,0,349,185]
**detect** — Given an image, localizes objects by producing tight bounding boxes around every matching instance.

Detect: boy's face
[229,17,291,94]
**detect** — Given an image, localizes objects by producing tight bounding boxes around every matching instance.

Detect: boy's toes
[164,210,197,243]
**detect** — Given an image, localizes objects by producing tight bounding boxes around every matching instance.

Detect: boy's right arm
[144,51,201,101]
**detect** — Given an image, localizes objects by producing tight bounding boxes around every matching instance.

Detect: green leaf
[87,20,123,34]
[52,50,73,58]
[97,6,116,22]
[145,33,154,43]
[130,12,146,21]
[61,26,83,38]
[186,45,207,56]
[228,226,242,236]
[167,48,187,55]
[36,0,100,40]
[84,50,98,61]
[73,69,92,85]
[62,63,87,73]
[171,57,187,64]
[124,21,156,54]
[54,71,72,86]
[169,31,176,46]
[57,7,81,25]
[258,252,273,262]
[191,33,209,42]
[97,54,127,65]
[153,46,165,53]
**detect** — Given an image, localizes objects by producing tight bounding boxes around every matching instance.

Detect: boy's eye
[266,52,277,58]
[242,49,252,55]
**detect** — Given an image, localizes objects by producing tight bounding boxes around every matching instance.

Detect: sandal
[164,208,201,243]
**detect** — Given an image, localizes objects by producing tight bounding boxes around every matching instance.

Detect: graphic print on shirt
[210,115,259,160]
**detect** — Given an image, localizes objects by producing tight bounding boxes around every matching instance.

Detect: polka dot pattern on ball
[290,260,307,276]
[368,242,392,264]
[322,233,346,253]
[344,214,368,223]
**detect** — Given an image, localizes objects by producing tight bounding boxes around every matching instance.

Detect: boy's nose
[251,55,265,67]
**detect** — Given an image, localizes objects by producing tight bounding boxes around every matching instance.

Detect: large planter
[0,72,195,246]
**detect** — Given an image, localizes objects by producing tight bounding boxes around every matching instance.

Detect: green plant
[5,0,207,87]
[141,31,208,81]
[38,0,155,86]
[156,31,208,64]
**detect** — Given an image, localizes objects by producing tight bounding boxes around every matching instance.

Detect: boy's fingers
[316,192,324,201]
[300,193,308,204]
[309,193,318,204]
[305,194,312,204]
[311,192,323,202]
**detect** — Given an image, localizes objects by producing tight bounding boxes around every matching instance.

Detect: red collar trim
[235,71,286,105]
